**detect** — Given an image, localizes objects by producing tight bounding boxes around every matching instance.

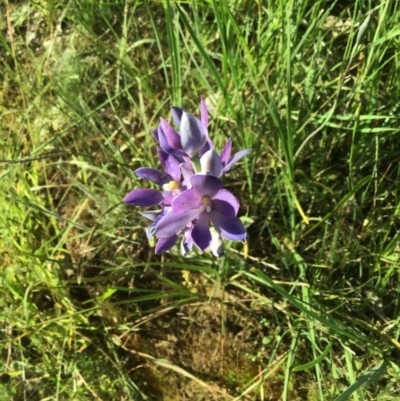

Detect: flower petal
[140,211,160,221]
[160,117,182,150]
[223,148,252,172]
[180,163,194,188]
[152,127,159,143]
[210,211,246,241]
[172,189,200,213]
[154,208,199,237]
[123,189,165,206]
[212,189,239,217]
[135,167,171,186]
[220,139,232,165]
[199,139,212,157]
[157,148,181,182]
[160,193,174,206]
[200,149,223,177]
[155,234,179,254]
[210,228,224,257]
[171,106,183,127]
[190,174,222,199]
[182,156,193,169]
[158,124,185,157]
[200,96,208,128]
[192,212,212,251]
[146,223,155,239]
[181,228,194,256]
[142,208,168,238]
[180,111,207,157]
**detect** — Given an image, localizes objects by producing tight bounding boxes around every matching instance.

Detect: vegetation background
[1,0,400,400]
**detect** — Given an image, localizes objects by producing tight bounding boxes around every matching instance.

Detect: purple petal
[155,234,179,253]
[192,212,212,251]
[182,156,193,169]
[200,149,223,177]
[158,124,185,158]
[209,211,246,241]
[181,241,192,256]
[152,127,159,143]
[180,163,194,188]
[199,137,214,157]
[223,149,252,172]
[157,148,181,182]
[123,189,165,206]
[190,174,222,199]
[140,211,160,221]
[135,167,171,186]
[142,208,168,236]
[146,223,155,239]
[142,210,164,239]
[181,228,194,256]
[212,189,239,217]
[160,193,174,206]
[220,139,232,165]
[180,112,208,157]
[172,189,200,213]
[154,208,199,237]
[160,117,182,150]
[200,96,208,128]
[158,124,175,155]
[171,106,184,127]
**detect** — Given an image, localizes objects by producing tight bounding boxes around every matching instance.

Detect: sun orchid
[154,174,246,251]
[123,97,251,256]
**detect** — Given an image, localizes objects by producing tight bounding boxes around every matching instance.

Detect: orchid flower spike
[123,96,251,256]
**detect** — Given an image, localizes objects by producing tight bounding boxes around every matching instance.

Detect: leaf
[333,360,388,401]
[292,340,333,372]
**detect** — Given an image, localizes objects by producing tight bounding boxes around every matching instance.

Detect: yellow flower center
[201,195,212,213]
[168,180,180,190]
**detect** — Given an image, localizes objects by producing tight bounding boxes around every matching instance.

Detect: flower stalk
[191,154,202,174]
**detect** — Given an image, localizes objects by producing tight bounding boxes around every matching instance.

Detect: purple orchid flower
[154,174,246,251]
[123,148,183,207]
[123,96,251,256]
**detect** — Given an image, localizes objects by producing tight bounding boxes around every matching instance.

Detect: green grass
[1,0,400,400]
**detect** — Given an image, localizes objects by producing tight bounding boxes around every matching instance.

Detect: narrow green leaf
[292,340,333,372]
[333,360,388,401]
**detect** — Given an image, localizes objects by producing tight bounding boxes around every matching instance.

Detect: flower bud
[200,149,223,177]
[180,112,207,158]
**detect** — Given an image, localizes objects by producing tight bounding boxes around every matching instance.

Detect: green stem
[191,155,201,173]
